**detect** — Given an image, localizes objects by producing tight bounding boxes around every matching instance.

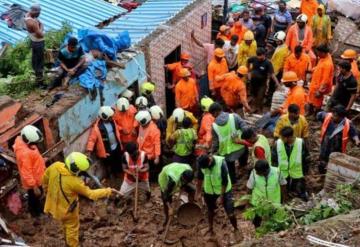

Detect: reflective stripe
[252,167,281,206]
[276,138,303,179]
[201,156,231,195]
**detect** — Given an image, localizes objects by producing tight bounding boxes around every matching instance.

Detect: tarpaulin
[78,60,107,89]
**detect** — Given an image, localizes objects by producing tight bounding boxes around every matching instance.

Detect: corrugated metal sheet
[103,0,196,45]
[0,0,126,45]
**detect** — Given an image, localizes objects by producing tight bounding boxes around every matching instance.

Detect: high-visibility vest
[201,156,232,195]
[212,114,243,156]
[173,128,196,156]
[251,166,281,206]
[124,151,148,183]
[276,138,303,179]
[320,113,350,153]
[252,134,272,165]
[158,163,192,194]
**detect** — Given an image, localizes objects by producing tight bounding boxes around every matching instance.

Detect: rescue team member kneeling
[158,163,195,227]
[196,154,242,241]
[42,152,118,247]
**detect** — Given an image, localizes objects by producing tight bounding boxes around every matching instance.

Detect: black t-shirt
[248,56,274,82]
[58,46,84,69]
[331,74,358,107]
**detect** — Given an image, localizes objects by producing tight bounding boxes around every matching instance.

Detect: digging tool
[133,168,139,222]
[162,215,179,245]
[0,215,26,246]
[0,237,28,246]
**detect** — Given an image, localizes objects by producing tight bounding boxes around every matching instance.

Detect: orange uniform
[13,136,45,190]
[195,113,215,156]
[166,62,194,85]
[351,60,360,81]
[137,121,161,160]
[113,105,138,145]
[284,53,312,81]
[221,72,247,108]
[208,58,229,93]
[87,119,122,158]
[230,22,247,43]
[286,24,314,54]
[309,54,334,108]
[216,33,230,41]
[300,0,319,26]
[282,85,308,115]
[175,78,198,111]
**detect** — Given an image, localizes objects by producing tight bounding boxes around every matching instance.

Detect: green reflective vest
[252,134,272,165]
[251,166,281,206]
[158,163,192,194]
[213,114,243,156]
[201,156,232,195]
[173,128,196,156]
[276,138,303,179]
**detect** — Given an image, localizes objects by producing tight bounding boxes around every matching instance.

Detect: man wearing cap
[308,45,334,113]
[221,66,251,115]
[25,4,45,88]
[284,45,312,82]
[286,14,314,56]
[237,31,257,67]
[271,31,290,78]
[166,108,198,145]
[341,49,360,93]
[217,25,231,41]
[175,68,199,114]
[141,82,156,107]
[195,97,215,156]
[208,48,229,100]
[312,4,332,47]
[165,53,194,88]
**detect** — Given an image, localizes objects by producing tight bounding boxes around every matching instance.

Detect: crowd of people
[13,1,360,246]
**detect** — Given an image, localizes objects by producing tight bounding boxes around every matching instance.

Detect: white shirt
[223,41,239,69]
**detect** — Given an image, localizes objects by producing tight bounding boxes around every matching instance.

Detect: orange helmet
[214,48,225,58]
[281,71,299,83]
[237,66,248,75]
[219,25,230,32]
[341,49,357,59]
[179,68,191,77]
[180,53,190,60]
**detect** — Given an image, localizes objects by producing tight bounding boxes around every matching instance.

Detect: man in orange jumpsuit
[208,48,229,100]
[114,97,138,146]
[217,25,231,41]
[13,125,46,218]
[195,97,215,156]
[135,110,161,181]
[284,45,312,82]
[165,53,194,88]
[221,66,251,115]
[230,22,247,44]
[308,45,334,113]
[175,68,199,114]
[300,0,319,26]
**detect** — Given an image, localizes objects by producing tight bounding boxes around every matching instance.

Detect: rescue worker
[135,110,161,181]
[166,108,198,144]
[150,105,167,143]
[113,97,138,146]
[209,102,248,184]
[340,49,360,92]
[217,25,231,41]
[196,154,242,241]
[240,128,272,165]
[285,14,314,57]
[86,106,122,178]
[195,97,215,156]
[13,125,46,218]
[208,48,229,100]
[119,89,135,105]
[169,117,197,164]
[300,0,319,26]
[165,52,194,87]
[135,96,149,111]
[270,31,290,78]
[120,142,151,199]
[141,82,156,107]
[308,45,334,114]
[230,21,247,44]
[246,160,287,227]
[42,152,116,247]
[284,45,312,82]
[317,105,360,174]
[312,4,332,47]
[237,30,257,67]
[175,68,199,114]
[158,163,194,227]
[221,66,251,115]
[272,127,309,201]
[274,104,309,140]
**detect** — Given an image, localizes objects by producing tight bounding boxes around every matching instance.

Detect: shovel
[133,168,139,222]
[162,215,179,245]
[0,216,26,246]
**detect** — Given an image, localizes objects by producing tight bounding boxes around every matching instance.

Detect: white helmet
[120,89,134,100]
[20,125,43,144]
[99,106,114,120]
[172,108,185,123]
[135,110,152,126]
[135,96,148,108]
[150,105,164,120]
[274,31,286,41]
[296,14,308,23]
[116,97,130,112]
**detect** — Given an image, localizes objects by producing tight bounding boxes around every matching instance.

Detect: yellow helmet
[65,152,91,175]
[200,97,214,112]
[141,82,155,95]
[244,30,254,41]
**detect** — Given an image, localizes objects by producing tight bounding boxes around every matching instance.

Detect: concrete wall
[57,52,147,155]
[145,0,212,112]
